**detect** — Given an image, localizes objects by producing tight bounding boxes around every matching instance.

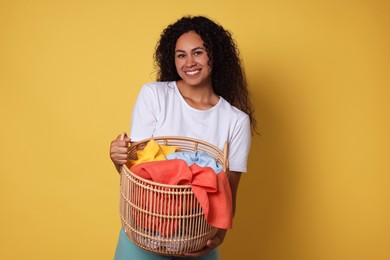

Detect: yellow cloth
[126,140,178,167]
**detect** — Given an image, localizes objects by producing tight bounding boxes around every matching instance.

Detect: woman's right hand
[110,132,131,173]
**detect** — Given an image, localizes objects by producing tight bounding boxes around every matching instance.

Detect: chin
[183,78,211,87]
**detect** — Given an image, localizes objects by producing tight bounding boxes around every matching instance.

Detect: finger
[110,149,128,159]
[206,238,219,248]
[183,250,210,257]
[209,235,224,247]
[110,152,128,162]
[111,140,130,149]
[110,145,129,159]
[115,159,128,165]
[111,153,128,160]
[123,136,131,142]
[183,245,212,257]
[118,132,130,141]
[120,133,131,142]
[111,145,129,153]
[111,153,128,163]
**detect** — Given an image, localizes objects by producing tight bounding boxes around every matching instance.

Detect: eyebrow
[175,47,205,53]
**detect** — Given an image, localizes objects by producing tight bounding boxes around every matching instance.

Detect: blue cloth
[166,151,223,173]
[114,228,219,260]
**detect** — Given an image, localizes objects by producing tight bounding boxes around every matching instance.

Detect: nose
[185,55,196,67]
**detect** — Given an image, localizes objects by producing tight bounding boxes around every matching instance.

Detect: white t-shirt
[130,81,251,172]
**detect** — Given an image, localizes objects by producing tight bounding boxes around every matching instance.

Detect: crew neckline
[173,81,222,112]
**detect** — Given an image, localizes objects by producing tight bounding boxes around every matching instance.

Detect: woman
[110,15,256,259]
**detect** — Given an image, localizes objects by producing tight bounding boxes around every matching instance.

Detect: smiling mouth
[185,69,200,75]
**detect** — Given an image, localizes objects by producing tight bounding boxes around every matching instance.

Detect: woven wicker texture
[120,136,228,255]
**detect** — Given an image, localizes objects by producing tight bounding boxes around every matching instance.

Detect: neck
[176,80,219,109]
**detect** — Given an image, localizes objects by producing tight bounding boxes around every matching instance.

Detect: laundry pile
[126,140,233,230]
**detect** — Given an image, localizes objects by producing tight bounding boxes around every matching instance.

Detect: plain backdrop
[1,0,389,259]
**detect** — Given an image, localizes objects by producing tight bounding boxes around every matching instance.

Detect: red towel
[130,160,233,230]
[190,164,233,229]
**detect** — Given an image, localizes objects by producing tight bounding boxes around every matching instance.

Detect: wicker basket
[119,136,229,255]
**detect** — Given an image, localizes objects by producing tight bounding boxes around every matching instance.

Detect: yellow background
[1,0,389,259]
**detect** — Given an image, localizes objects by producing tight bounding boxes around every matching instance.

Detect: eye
[193,51,203,56]
[176,53,186,58]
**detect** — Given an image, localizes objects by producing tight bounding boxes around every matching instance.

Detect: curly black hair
[154,15,257,133]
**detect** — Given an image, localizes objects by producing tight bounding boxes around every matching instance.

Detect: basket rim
[121,136,228,189]
[129,136,224,153]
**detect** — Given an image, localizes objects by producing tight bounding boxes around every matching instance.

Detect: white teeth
[186,70,199,75]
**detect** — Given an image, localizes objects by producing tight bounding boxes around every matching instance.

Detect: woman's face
[174,31,212,87]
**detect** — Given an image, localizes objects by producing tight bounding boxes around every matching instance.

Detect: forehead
[175,31,205,50]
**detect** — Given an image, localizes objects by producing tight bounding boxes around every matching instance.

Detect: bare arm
[228,171,242,217]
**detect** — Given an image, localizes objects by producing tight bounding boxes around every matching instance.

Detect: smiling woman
[175,32,212,87]
[154,16,257,129]
[109,15,256,260]
[174,31,219,110]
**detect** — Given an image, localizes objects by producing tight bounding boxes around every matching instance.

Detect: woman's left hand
[181,229,227,258]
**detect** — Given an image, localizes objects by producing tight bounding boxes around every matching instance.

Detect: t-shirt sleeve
[228,116,251,173]
[130,84,159,141]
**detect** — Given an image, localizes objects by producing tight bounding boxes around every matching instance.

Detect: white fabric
[130,81,251,172]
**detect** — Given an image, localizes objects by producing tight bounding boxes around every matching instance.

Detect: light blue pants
[114,228,219,260]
